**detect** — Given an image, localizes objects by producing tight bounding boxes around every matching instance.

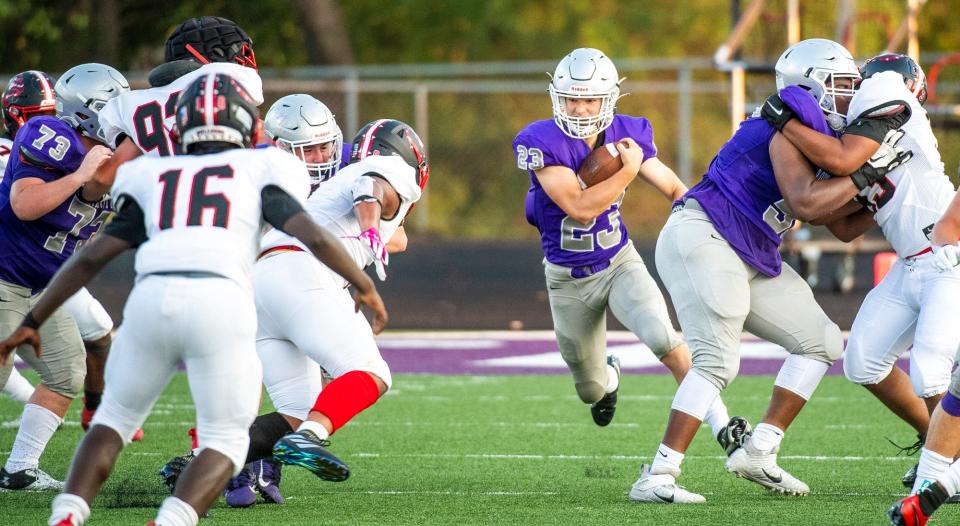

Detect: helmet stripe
[204,73,216,126]
[30,71,55,103]
[359,118,389,158]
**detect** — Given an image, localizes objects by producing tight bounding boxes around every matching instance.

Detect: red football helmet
[2,70,56,138]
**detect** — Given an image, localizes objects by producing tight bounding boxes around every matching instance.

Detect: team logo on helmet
[2,71,57,138]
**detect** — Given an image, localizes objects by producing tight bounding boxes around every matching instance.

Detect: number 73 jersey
[0,116,111,292]
[112,147,309,291]
[513,115,658,267]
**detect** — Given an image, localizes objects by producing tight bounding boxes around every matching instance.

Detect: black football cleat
[717,416,753,456]
[159,452,195,493]
[590,355,620,427]
[273,430,349,482]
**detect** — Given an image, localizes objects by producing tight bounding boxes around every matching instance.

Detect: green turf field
[1,372,956,525]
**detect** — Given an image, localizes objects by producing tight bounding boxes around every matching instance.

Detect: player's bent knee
[90,400,144,444]
[575,381,606,404]
[806,321,844,364]
[198,426,252,476]
[910,371,950,399]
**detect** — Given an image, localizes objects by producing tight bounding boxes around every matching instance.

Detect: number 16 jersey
[513,115,657,268]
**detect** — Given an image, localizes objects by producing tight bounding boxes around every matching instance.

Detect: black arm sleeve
[845,101,912,143]
[102,194,148,247]
[261,185,306,232]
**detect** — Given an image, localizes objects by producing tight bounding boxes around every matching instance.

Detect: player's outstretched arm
[535,138,643,224]
[352,175,400,279]
[636,157,687,203]
[770,134,859,222]
[0,234,131,364]
[762,93,908,176]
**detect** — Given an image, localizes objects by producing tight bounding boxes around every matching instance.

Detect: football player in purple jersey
[630,39,910,503]
[513,48,742,451]
[0,63,128,491]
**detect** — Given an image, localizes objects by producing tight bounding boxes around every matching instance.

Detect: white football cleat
[725,439,809,496]
[628,464,705,504]
[0,467,64,491]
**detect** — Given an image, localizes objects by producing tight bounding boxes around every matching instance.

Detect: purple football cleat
[224,459,284,508]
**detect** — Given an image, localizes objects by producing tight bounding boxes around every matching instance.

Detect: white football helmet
[775,38,860,131]
[264,94,343,184]
[55,63,129,142]
[548,48,624,139]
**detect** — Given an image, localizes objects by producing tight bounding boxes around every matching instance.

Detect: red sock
[311,371,380,434]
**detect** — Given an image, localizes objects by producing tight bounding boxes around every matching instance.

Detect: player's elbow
[787,198,819,224]
[9,198,43,221]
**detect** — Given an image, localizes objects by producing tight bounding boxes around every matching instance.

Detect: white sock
[297,420,330,441]
[3,368,35,404]
[650,443,684,476]
[5,403,63,473]
[154,496,199,526]
[604,364,619,394]
[671,369,720,421]
[703,396,731,437]
[750,423,784,453]
[913,448,954,494]
[48,493,90,526]
[939,460,960,496]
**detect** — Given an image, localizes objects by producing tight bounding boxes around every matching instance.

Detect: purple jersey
[514,115,657,268]
[683,86,834,276]
[0,116,111,292]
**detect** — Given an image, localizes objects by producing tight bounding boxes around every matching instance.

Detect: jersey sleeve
[848,71,913,123]
[625,117,658,160]
[261,148,310,205]
[14,119,84,179]
[103,193,148,247]
[357,155,421,203]
[779,86,833,135]
[98,96,127,150]
[513,123,571,171]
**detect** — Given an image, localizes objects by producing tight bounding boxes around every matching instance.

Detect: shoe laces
[886,435,924,456]
[298,430,331,447]
[227,467,255,490]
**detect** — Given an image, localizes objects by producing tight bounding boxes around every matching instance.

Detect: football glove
[932,244,960,272]
[849,129,913,191]
[358,228,388,281]
[760,93,795,132]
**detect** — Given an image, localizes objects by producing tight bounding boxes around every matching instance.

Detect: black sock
[84,391,102,411]
[918,482,950,516]
[245,412,293,464]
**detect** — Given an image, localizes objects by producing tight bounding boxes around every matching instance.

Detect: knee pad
[89,397,145,444]
[360,359,392,392]
[46,367,85,398]
[842,347,891,386]
[575,381,606,404]
[909,365,951,399]
[821,323,844,362]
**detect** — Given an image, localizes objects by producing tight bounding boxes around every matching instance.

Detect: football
[576,141,626,188]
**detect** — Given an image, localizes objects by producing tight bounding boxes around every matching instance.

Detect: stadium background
[3,0,956,329]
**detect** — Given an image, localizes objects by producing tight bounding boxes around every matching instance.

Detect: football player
[94,16,262,187]
[629,39,909,503]
[0,71,386,526]
[0,64,128,491]
[886,191,960,526]
[0,70,126,438]
[760,53,957,492]
[512,48,743,451]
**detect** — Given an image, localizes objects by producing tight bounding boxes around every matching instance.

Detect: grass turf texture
[1,371,957,525]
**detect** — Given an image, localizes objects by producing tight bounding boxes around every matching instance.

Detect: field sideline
[0,332,956,525]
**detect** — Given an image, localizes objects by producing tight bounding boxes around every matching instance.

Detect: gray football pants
[655,204,843,391]
[545,242,684,404]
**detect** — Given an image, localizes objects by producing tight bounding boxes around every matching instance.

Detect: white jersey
[847,71,956,258]
[113,146,309,291]
[99,63,263,155]
[0,137,12,182]
[261,155,422,272]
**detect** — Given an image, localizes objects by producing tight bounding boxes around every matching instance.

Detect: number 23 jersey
[112,146,309,291]
[513,115,657,268]
[0,116,110,292]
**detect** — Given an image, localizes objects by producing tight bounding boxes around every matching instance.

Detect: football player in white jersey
[92,16,262,196]
[761,53,959,489]
[887,191,960,525]
[0,72,387,526]
[223,119,428,486]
